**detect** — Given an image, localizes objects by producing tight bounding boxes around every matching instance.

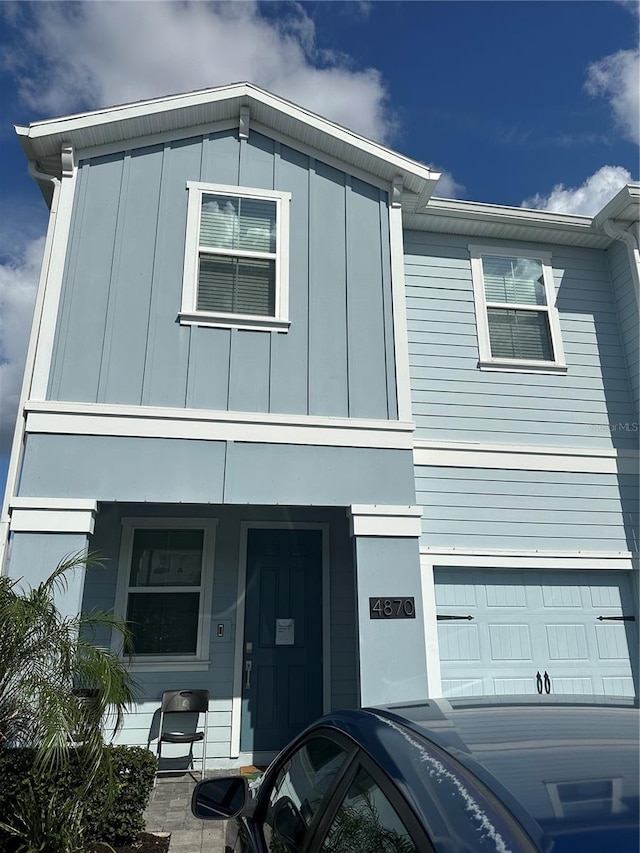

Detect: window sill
[178,311,290,333]
[478,359,568,375]
[127,659,210,672]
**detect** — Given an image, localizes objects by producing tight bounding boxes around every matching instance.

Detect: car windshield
[408,700,639,852]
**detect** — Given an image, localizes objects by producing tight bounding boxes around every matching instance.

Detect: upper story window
[180,182,291,332]
[469,245,566,373]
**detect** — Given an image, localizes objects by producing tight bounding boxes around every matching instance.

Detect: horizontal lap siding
[49,132,395,420]
[607,240,639,416]
[404,233,638,450]
[416,466,638,551]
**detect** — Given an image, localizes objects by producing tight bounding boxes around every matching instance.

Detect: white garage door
[435,569,637,698]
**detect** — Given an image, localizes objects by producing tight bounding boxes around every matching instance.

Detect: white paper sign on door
[275,618,295,645]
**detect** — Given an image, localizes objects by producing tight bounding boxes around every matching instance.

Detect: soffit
[16,82,439,201]
[402,194,614,249]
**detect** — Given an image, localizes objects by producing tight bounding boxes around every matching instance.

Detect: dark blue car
[192,696,640,852]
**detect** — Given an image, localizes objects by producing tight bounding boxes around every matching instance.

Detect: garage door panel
[435,583,476,607]
[596,624,633,660]
[602,676,635,696]
[489,624,532,660]
[546,624,589,660]
[590,584,624,608]
[494,678,538,695]
[438,623,480,660]
[485,584,527,607]
[549,677,593,694]
[541,585,583,607]
[441,678,484,697]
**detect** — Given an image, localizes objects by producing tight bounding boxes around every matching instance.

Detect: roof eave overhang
[15,82,440,206]
[404,190,639,249]
[592,183,640,230]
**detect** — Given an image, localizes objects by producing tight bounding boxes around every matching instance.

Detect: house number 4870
[369,597,415,619]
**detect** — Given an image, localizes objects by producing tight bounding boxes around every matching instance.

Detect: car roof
[366,696,640,851]
[323,697,639,852]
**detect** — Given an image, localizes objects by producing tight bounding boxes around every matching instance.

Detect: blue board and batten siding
[405,231,639,553]
[47,130,397,421]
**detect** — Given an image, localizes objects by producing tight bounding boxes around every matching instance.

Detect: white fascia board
[17,82,439,193]
[16,84,249,137]
[593,183,640,226]
[425,197,594,229]
[24,401,415,450]
[408,197,612,249]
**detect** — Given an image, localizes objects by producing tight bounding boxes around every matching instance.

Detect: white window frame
[469,245,566,373]
[179,181,291,332]
[113,518,217,671]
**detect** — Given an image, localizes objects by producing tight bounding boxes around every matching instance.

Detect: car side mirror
[191,776,248,820]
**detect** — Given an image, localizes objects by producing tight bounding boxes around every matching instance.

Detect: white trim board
[25,402,415,450]
[230,521,330,760]
[0,165,76,572]
[389,200,413,421]
[10,509,97,535]
[349,504,422,538]
[9,497,99,536]
[420,549,636,571]
[414,441,639,475]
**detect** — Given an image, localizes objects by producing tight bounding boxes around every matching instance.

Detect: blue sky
[0,0,638,499]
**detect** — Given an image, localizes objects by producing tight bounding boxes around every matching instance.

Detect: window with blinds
[180,182,290,331]
[470,246,566,372]
[197,194,276,316]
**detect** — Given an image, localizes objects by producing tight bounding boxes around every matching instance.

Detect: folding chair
[156,689,209,782]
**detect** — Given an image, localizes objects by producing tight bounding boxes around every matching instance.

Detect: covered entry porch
[69,501,428,766]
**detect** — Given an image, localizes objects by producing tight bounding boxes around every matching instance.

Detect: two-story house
[2,83,637,768]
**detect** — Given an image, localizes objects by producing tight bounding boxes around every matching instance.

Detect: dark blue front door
[240,528,323,752]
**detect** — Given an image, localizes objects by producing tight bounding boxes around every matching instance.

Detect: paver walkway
[144,773,229,853]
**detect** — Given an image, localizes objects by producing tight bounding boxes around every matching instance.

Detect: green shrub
[0,745,157,851]
[85,746,158,844]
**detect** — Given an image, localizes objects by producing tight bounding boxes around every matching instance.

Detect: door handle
[544,671,551,694]
[244,660,253,690]
[536,671,543,694]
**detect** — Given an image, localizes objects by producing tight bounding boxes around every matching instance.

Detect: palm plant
[0,551,136,851]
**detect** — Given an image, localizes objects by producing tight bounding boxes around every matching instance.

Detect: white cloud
[613,0,640,18]
[585,48,640,145]
[0,237,42,457]
[6,1,395,143]
[521,165,633,215]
